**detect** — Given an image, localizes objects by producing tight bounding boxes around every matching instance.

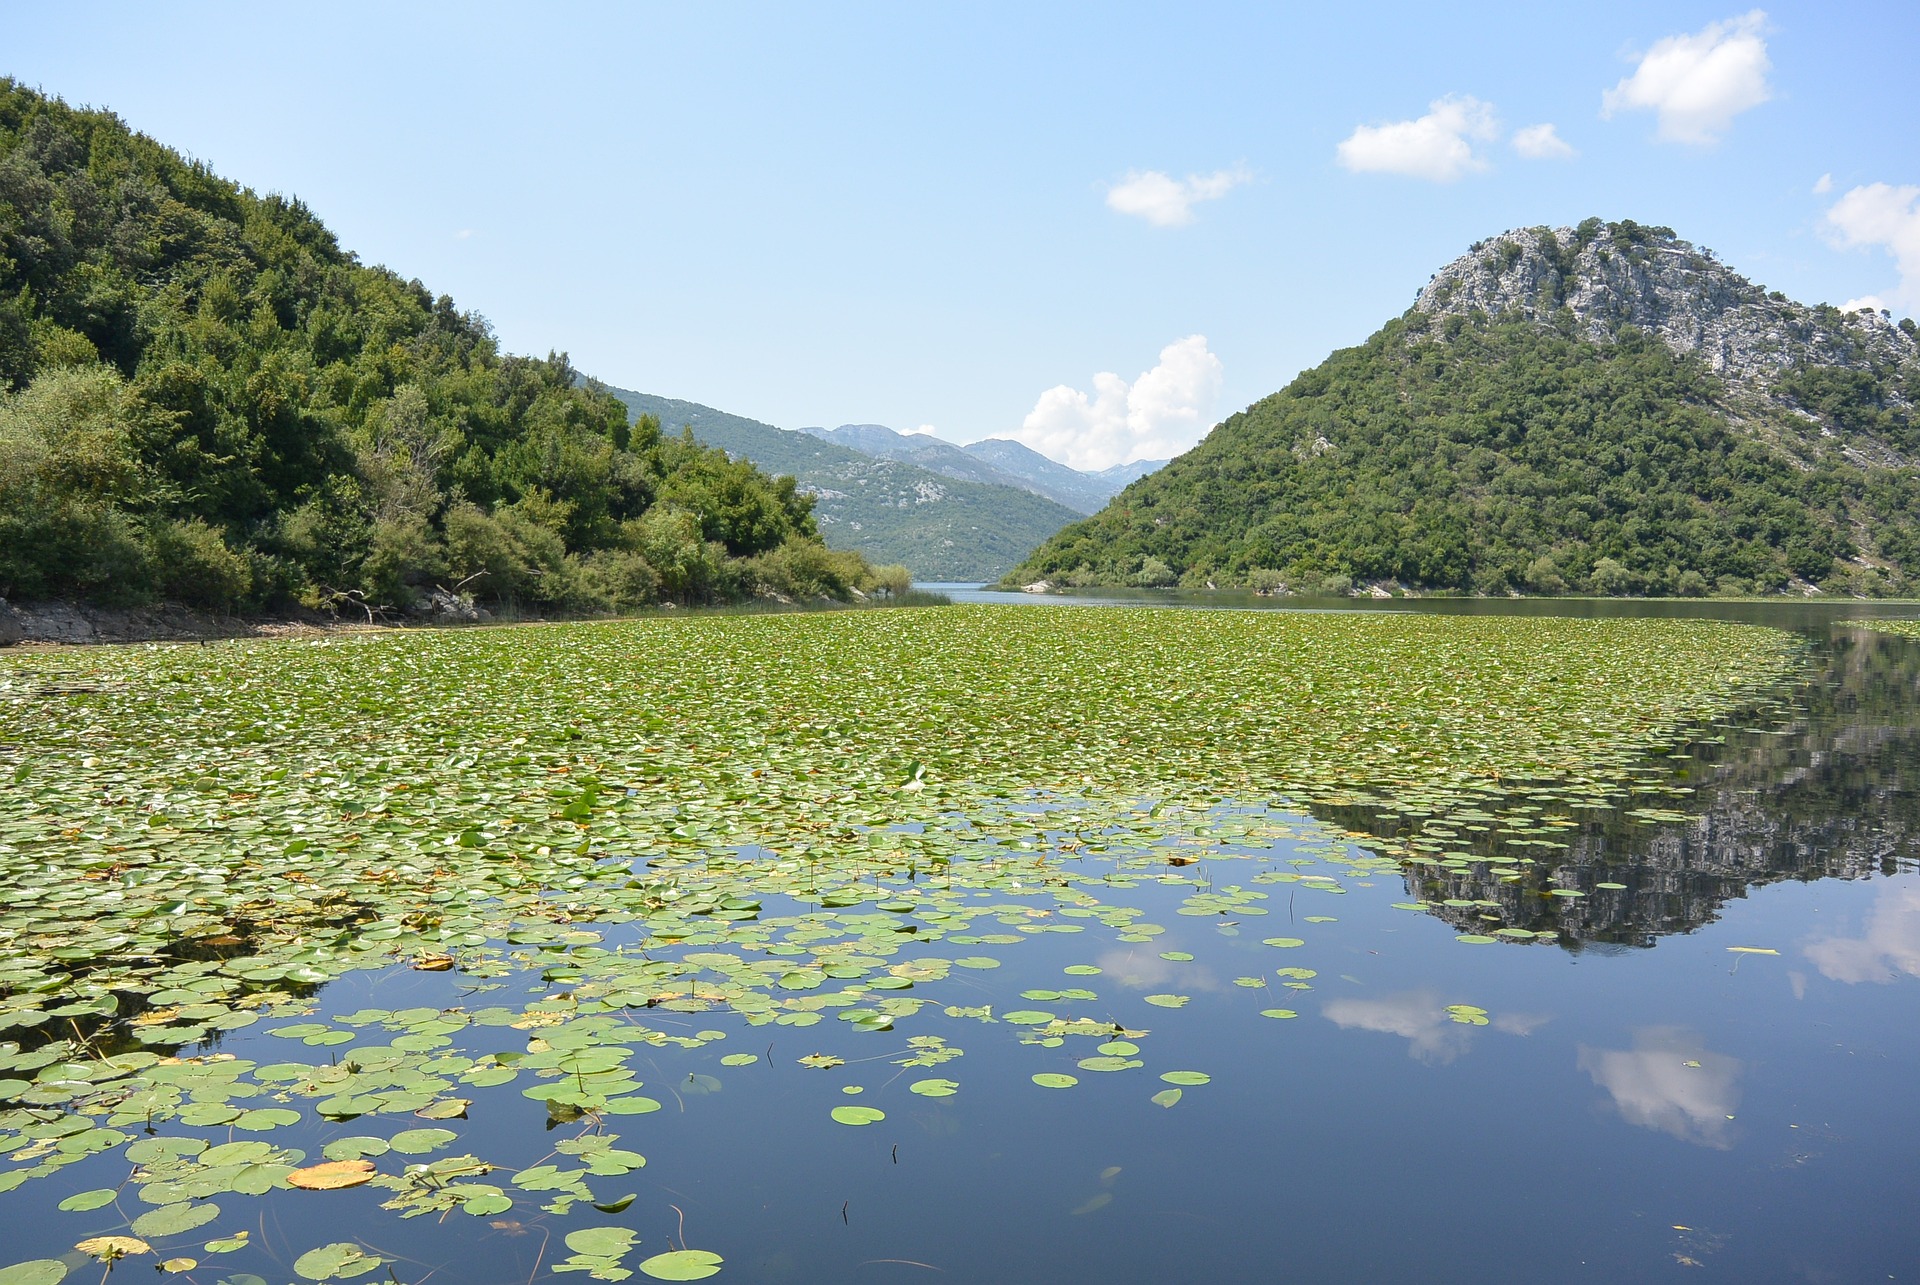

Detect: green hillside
[608,390,1082,580]
[0,81,884,614]
[1010,222,1920,597]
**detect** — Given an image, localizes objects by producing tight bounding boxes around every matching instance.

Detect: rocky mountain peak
[1412,219,1916,399]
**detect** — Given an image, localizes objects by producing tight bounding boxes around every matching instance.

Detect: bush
[1523,556,1567,594]
[749,538,866,599]
[146,518,253,609]
[1247,568,1288,594]
[864,563,913,597]
[1137,556,1177,588]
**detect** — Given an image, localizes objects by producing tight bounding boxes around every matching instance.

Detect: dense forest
[1009,312,1920,597]
[0,81,896,614]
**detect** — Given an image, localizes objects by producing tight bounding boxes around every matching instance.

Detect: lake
[1,597,1916,1283]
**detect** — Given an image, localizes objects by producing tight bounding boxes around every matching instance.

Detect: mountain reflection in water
[1355,627,1920,948]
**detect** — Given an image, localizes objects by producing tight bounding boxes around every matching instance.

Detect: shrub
[146,518,253,609]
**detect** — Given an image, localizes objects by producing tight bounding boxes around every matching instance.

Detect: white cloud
[1812,172,1834,194]
[1323,992,1470,1063]
[1512,122,1576,160]
[1602,10,1772,145]
[1013,335,1223,472]
[1804,882,1920,983]
[1322,990,1548,1065]
[454,228,477,240]
[1823,182,1920,314]
[1105,166,1250,227]
[1336,95,1499,182]
[1578,1027,1743,1149]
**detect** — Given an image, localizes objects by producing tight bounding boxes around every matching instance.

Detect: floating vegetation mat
[0,607,1799,1281]
[1846,618,1920,640]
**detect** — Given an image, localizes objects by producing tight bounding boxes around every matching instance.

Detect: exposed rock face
[1413,219,1917,408]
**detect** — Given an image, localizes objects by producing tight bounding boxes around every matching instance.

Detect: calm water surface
[5,594,1919,1283]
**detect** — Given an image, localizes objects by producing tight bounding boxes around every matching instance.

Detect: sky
[6,1,1917,470]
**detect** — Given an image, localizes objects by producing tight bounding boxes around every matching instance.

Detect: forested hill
[605,388,1083,581]
[0,80,886,614]
[1009,219,1920,597]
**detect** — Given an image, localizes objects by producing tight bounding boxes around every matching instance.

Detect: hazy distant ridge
[603,390,1083,581]
[800,423,1165,514]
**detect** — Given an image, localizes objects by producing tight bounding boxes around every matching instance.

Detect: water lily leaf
[386,1128,457,1155]
[1159,1070,1210,1086]
[909,1078,959,1097]
[292,1242,389,1280]
[75,1236,151,1261]
[1031,1073,1078,1089]
[1727,946,1779,955]
[638,1249,724,1280]
[1259,1009,1298,1019]
[1151,1088,1183,1108]
[592,1193,636,1213]
[718,1054,758,1067]
[56,1188,119,1211]
[287,1161,376,1190]
[1143,994,1189,1009]
[565,1227,636,1257]
[0,1263,68,1285]
[159,1259,197,1274]
[131,1202,220,1238]
[321,1137,390,1161]
[830,1106,885,1125]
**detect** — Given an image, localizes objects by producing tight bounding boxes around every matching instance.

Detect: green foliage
[1010,316,1920,597]
[0,81,859,612]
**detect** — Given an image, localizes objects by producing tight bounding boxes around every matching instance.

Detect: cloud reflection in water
[1578,1026,1743,1149]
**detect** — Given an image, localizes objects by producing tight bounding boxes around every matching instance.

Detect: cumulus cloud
[1578,1027,1742,1148]
[1105,166,1250,227]
[1013,335,1223,472]
[1512,122,1576,160]
[1336,95,1499,182]
[1322,991,1548,1065]
[1823,182,1920,315]
[1323,992,1472,1063]
[1804,882,1920,983]
[1602,10,1773,144]
[1812,172,1834,195]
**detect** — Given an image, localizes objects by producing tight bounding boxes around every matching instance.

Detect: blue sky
[7,2,1916,469]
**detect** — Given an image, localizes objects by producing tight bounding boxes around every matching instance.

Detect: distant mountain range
[1011,218,1920,597]
[602,389,1134,580]
[798,423,1164,514]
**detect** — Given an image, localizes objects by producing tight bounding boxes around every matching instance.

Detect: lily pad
[638,1249,725,1281]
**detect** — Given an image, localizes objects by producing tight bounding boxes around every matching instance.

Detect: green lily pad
[1159,1070,1210,1086]
[830,1106,886,1125]
[909,1079,959,1097]
[131,1201,220,1238]
[0,1263,68,1285]
[292,1242,389,1280]
[638,1249,725,1281]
